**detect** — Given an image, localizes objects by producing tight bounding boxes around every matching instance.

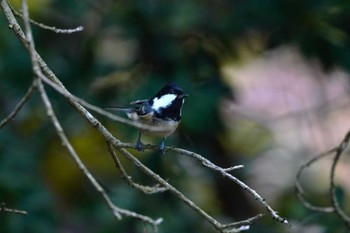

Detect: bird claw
[159,139,165,154]
[135,135,166,154]
[135,132,145,152]
[135,139,144,152]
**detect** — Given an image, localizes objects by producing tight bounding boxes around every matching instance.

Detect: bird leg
[159,137,166,154]
[135,132,144,151]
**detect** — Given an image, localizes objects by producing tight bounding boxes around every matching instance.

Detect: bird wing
[107,99,154,123]
[105,106,133,112]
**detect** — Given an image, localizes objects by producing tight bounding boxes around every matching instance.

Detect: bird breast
[142,119,180,138]
[126,110,180,137]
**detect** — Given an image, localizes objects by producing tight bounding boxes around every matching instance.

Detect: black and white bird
[110,82,188,152]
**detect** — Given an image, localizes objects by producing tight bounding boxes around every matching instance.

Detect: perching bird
[110,82,188,153]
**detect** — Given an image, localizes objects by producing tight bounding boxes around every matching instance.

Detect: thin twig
[330,131,350,227]
[0,202,28,215]
[170,147,288,225]
[295,148,336,213]
[107,142,168,194]
[296,130,350,227]
[116,142,245,172]
[221,214,264,229]
[0,82,36,129]
[9,0,83,34]
[223,165,244,172]
[223,226,250,233]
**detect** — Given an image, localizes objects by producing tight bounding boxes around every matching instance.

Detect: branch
[9,0,83,34]
[171,148,288,224]
[0,202,28,215]
[330,131,350,227]
[0,82,36,129]
[220,214,264,232]
[295,148,335,213]
[107,142,168,194]
[19,0,162,231]
[116,142,288,225]
[112,142,264,232]
[21,0,118,221]
[296,130,350,227]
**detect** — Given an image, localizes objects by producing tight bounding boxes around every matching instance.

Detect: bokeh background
[1,0,350,232]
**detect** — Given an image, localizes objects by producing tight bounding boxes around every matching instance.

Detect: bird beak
[180,94,189,99]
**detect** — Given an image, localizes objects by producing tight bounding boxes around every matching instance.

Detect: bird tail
[106,107,140,121]
[105,107,133,113]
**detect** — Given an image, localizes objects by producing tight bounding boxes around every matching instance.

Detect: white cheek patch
[152,94,177,110]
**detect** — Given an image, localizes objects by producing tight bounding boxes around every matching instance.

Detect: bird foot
[159,139,165,154]
[135,139,144,152]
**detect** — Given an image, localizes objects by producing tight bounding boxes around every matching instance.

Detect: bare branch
[9,0,83,34]
[295,148,336,213]
[170,147,288,225]
[112,145,223,228]
[112,143,264,232]
[223,165,245,172]
[21,0,118,221]
[115,142,288,225]
[107,142,168,194]
[20,0,162,230]
[0,82,36,129]
[0,202,28,215]
[296,130,350,227]
[221,214,263,232]
[330,131,350,227]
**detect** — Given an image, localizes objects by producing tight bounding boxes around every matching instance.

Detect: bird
[109,82,188,153]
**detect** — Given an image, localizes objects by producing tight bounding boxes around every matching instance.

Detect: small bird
[110,82,188,153]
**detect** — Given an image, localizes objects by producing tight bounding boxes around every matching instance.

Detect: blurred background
[1,0,350,232]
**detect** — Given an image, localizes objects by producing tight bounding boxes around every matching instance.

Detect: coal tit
[112,82,188,152]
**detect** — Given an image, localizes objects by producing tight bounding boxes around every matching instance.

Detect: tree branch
[0,202,28,215]
[19,0,162,231]
[116,142,288,224]
[296,130,350,227]
[107,142,168,194]
[9,0,83,34]
[295,148,335,213]
[170,147,288,224]
[0,82,36,129]
[330,131,350,227]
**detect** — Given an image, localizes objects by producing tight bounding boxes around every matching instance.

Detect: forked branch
[296,130,350,228]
